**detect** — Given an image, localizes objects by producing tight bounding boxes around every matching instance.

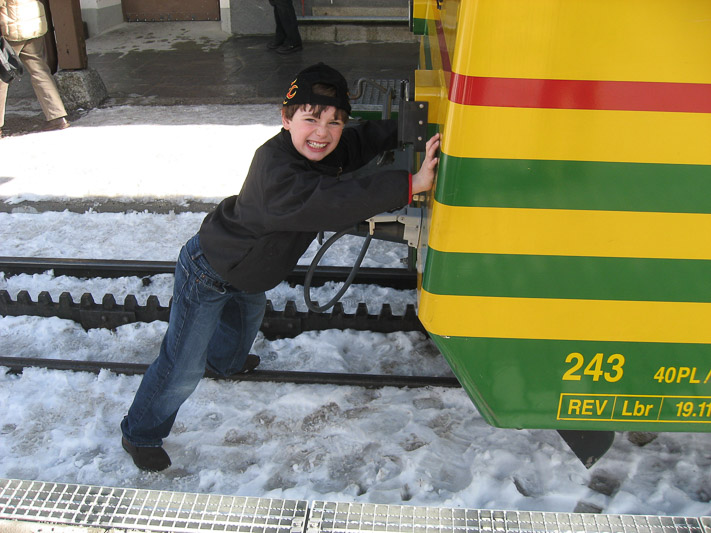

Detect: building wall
[228,0,272,35]
[78,0,281,37]
[79,0,123,36]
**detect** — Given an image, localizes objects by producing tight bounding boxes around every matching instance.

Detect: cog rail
[0,256,422,337]
[0,290,424,338]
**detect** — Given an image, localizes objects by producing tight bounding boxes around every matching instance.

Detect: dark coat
[198,119,409,292]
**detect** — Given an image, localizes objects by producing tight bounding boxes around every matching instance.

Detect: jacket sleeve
[339,119,399,172]
[258,161,409,233]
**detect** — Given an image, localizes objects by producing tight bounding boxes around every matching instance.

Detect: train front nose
[412,0,711,442]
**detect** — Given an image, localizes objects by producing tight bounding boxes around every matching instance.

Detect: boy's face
[282,105,345,162]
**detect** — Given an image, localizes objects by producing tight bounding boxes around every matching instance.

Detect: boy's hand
[412,133,441,194]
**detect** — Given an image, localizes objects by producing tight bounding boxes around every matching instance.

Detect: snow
[1,105,710,518]
[0,105,282,204]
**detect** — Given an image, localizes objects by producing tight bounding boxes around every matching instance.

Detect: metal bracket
[366,207,423,248]
[398,100,429,151]
[398,207,423,248]
[351,78,395,119]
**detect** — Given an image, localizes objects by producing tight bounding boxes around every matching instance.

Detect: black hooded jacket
[198,119,410,293]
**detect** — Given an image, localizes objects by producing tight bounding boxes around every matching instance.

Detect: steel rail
[0,356,617,468]
[0,257,417,289]
[0,356,460,389]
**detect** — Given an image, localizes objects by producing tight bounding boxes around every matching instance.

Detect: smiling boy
[120,63,440,472]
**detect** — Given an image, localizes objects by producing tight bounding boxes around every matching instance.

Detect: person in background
[0,0,69,137]
[267,0,303,54]
[120,62,440,472]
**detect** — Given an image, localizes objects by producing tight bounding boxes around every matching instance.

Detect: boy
[120,63,440,472]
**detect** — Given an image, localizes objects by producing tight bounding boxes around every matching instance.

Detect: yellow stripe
[440,0,457,67]
[415,70,449,126]
[428,202,711,260]
[412,0,428,21]
[452,0,711,83]
[418,290,711,343]
[442,104,711,165]
[420,19,442,71]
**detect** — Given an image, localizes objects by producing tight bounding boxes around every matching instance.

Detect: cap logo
[283,78,299,104]
[281,64,352,114]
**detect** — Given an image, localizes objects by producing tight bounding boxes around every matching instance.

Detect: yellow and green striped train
[411,0,711,436]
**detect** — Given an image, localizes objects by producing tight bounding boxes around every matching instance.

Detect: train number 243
[562,352,625,382]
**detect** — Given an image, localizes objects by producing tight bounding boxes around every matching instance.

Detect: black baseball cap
[282,63,352,114]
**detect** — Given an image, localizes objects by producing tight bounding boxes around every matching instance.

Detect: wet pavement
[3,23,419,134]
[91,35,419,106]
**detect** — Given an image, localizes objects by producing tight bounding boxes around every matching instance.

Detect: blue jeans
[121,234,266,447]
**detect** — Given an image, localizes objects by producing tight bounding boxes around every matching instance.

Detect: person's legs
[0,40,20,131]
[270,0,302,48]
[268,0,286,47]
[205,290,266,376]
[0,80,7,131]
[18,37,67,122]
[121,235,232,449]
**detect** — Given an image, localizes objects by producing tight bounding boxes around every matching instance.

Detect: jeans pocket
[192,255,227,294]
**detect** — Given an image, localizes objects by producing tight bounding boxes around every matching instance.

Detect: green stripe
[430,334,711,431]
[421,28,433,70]
[412,17,427,35]
[422,249,711,302]
[435,155,711,213]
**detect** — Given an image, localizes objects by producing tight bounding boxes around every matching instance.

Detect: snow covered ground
[0,105,710,518]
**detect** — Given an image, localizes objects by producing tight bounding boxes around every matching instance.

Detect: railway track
[0,257,417,289]
[0,356,459,389]
[0,256,617,467]
[0,353,615,467]
[0,259,453,398]
[0,256,422,337]
[0,256,456,406]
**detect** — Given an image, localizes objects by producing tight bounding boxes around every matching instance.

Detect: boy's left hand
[412,133,441,194]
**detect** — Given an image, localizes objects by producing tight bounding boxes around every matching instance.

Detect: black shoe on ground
[276,43,303,54]
[267,39,284,50]
[237,354,261,373]
[122,437,171,472]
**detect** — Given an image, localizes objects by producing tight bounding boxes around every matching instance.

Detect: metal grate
[308,501,711,533]
[350,79,404,115]
[1,479,708,533]
[0,478,308,532]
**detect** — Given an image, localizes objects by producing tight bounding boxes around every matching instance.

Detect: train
[402,0,711,448]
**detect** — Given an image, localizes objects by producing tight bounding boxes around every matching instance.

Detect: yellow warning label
[558,394,711,423]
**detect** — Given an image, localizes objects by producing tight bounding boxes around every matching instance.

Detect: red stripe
[435,19,451,73]
[449,74,711,113]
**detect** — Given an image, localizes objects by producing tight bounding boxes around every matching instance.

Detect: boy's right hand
[412,133,441,194]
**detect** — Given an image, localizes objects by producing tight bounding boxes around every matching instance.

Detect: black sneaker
[237,354,261,373]
[267,39,284,50]
[276,43,303,55]
[122,437,171,472]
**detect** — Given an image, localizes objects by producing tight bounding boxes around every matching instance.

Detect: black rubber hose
[304,228,373,313]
